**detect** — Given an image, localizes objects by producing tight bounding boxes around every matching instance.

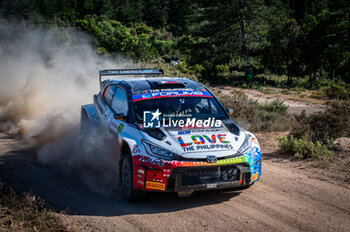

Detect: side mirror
[114,113,127,121]
[226,108,234,115]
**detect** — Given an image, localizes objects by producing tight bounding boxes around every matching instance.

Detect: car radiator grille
[181,166,240,186]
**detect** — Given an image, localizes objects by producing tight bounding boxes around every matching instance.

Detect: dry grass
[0,181,68,232]
[274,92,326,105]
[261,87,327,105]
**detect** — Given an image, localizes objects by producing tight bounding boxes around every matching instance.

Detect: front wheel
[121,155,145,201]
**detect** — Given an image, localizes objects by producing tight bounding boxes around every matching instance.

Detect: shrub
[290,87,305,93]
[217,91,294,132]
[319,84,350,100]
[281,89,291,95]
[291,101,350,146]
[262,98,288,113]
[278,135,332,160]
[216,64,230,75]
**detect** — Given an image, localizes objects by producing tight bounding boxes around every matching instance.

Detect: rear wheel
[121,155,145,201]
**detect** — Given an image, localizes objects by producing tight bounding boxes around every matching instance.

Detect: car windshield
[134,97,229,123]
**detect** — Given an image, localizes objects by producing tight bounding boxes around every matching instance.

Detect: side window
[111,87,128,116]
[104,85,116,104]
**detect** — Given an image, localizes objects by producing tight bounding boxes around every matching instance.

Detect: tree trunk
[240,0,251,80]
[287,65,292,85]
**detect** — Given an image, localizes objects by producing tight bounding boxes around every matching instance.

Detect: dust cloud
[0,25,129,195]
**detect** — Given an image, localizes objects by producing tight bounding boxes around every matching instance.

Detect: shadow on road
[0,149,242,217]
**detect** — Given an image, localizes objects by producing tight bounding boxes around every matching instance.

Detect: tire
[237,182,254,190]
[121,155,145,201]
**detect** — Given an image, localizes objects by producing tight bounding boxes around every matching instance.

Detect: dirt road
[0,133,349,232]
[217,87,327,115]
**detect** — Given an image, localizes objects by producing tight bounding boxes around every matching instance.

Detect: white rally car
[81,69,262,201]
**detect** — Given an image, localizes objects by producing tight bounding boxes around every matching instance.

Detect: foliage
[277,135,332,160]
[278,101,349,164]
[217,91,293,132]
[76,15,174,60]
[320,84,350,100]
[291,101,350,146]
[0,0,349,90]
[262,98,288,113]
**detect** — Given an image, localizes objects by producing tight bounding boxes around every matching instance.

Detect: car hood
[161,124,245,159]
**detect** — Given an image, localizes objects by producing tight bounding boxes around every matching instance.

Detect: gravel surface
[0,133,349,232]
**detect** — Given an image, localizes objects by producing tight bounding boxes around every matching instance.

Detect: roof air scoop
[153,80,186,89]
[155,83,186,89]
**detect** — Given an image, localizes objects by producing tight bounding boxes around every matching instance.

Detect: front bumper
[132,154,261,192]
[167,164,251,192]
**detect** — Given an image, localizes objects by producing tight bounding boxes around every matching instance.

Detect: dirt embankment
[0,133,349,232]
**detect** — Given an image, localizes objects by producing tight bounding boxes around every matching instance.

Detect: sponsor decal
[251,172,259,181]
[135,154,248,169]
[133,88,207,95]
[181,155,248,167]
[133,145,140,154]
[118,124,124,133]
[178,130,191,135]
[192,135,205,145]
[217,134,230,143]
[133,90,212,102]
[177,129,221,135]
[178,136,193,147]
[137,180,144,185]
[251,137,259,146]
[178,134,231,151]
[203,135,216,143]
[139,156,165,167]
[146,181,165,191]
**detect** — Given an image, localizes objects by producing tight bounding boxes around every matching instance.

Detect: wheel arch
[81,104,98,123]
[119,139,132,184]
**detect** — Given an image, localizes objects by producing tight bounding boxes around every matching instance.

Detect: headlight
[238,133,252,154]
[142,140,178,159]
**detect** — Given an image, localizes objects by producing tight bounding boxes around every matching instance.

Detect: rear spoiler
[99,68,164,86]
